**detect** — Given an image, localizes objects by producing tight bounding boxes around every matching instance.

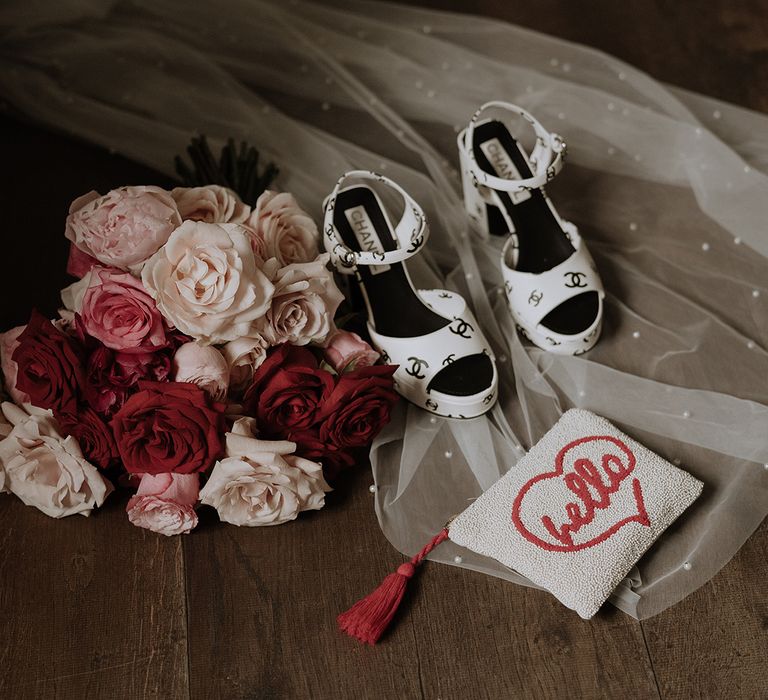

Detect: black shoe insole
[333,186,493,397]
[472,120,599,336]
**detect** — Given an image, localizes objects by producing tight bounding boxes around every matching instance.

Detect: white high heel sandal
[458,101,605,355]
[323,171,498,418]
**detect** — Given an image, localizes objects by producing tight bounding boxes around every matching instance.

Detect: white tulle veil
[1,0,767,619]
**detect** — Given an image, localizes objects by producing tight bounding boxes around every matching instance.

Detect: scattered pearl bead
[415,79,424,89]
[695,127,702,136]
[427,89,436,98]
[465,272,474,280]
[453,555,463,564]
[321,101,330,111]
[752,289,760,298]
[622,108,630,117]
[557,112,565,120]
[747,340,756,350]
[734,236,741,244]
[713,110,721,119]
[562,63,571,72]
[578,390,586,398]
[683,561,692,571]
[701,242,710,251]
[682,410,691,419]
[618,71,626,80]
[422,25,432,34]
[632,331,640,339]
[444,450,453,459]
[763,463,768,470]
[634,154,643,162]
[453,124,461,133]
[368,484,376,493]
[629,222,638,231]
[550,58,559,67]
[608,147,616,155]
[744,165,751,173]
[498,355,507,363]
[429,416,438,424]
[607,102,616,111]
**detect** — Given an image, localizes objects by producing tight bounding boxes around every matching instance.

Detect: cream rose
[172,185,251,225]
[172,342,230,402]
[126,472,199,536]
[199,418,330,526]
[0,325,31,405]
[221,333,270,395]
[0,402,112,518]
[257,255,343,346]
[65,186,182,272]
[141,221,274,344]
[245,191,320,265]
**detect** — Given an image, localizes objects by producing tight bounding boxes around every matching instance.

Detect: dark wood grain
[183,468,423,700]
[0,494,188,700]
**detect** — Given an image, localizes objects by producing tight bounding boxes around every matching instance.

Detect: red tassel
[338,528,449,645]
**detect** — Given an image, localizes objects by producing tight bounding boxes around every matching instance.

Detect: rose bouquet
[0,145,398,535]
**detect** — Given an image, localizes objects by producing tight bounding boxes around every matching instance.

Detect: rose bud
[323,329,380,374]
[172,342,230,402]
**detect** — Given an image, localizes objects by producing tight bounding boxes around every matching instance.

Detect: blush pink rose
[323,330,380,373]
[141,221,275,344]
[245,191,320,266]
[78,267,169,354]
[126,472,199,536]
[172,342,230,402]
[0,325,31,405]
[256,255,343,346]
[172,185,251,225]
[65,186,182,272]
[221,333,270,395]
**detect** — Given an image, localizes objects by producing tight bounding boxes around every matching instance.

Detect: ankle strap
[322,171,429,274]
[460,101,567,194]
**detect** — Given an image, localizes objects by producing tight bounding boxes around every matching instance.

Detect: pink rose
[257,255,343,346]
[323,330,380,373]
[65,186,182,272]
[126,472,199,536]
[78,267,169,354]
[66,242,99,278]
[172,342,229,402]
[245,191,319,265]
[0,325,31,405]
[172,185,250,225]
[221,334,270,395]
[141,221,275,344]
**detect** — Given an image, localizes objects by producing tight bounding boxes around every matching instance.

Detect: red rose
[84,346,171,416]
[317,365,399,449]
[12,309,84,414]
[57,407,119,470]
[289,428,356,482]
[111,380,225,474]
[243,344,334,436]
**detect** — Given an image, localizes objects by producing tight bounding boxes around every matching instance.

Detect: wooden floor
[1,1,767,698]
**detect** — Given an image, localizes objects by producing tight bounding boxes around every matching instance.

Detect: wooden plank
[641,520,768,699]
[183,467,424,700]
[407,562,659,699]
[0,493,189,700]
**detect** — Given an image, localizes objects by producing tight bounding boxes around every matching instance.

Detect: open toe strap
[368,289,497,416]
[460,101,567,195]
[322,170,429,274]
[502,236,604,337]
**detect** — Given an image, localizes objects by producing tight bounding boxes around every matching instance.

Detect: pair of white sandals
[323,102,605,419]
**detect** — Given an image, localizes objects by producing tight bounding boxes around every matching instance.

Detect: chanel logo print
[449,318,474,338]
[425,398,439,411]
[438,292,452,299]
[528,290,543,306]
[482,392,495,405]
[442,353,456,366]
[405,356,429,379]
[406,234,424,254]
[563,271,588,288]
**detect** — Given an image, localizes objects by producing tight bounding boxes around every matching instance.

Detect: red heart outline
[511,435,650,553]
